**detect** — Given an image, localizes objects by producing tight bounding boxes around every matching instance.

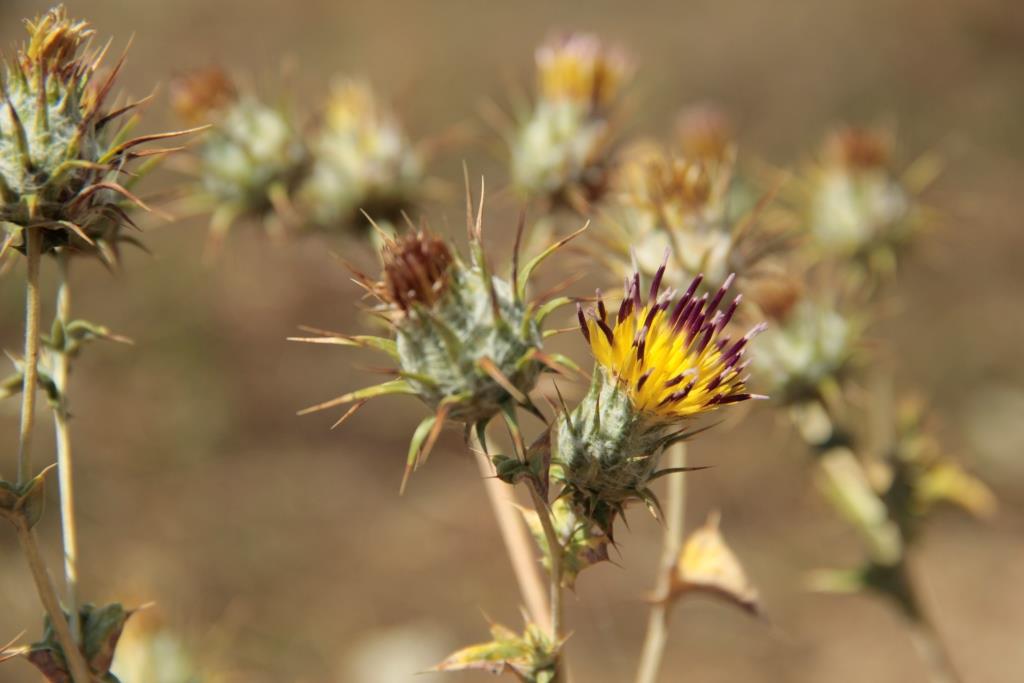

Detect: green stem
[53,252,82,644]
[14,517,94,683]
[17,228,42,485]
[635,441,687,683]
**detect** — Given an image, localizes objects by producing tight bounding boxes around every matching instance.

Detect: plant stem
[14,517,94,683]
[902,559,963,683]
[473,447,551,632]
[17,228,43,485]
[907,619,962,683]
[792,400,964,683]
[53,252,82,644]
[635,441,687,683]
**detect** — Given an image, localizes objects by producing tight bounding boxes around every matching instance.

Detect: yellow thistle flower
[582,271,760,418]
[536,33,631,109]
[557,261,764,533]
[510,33,631,210]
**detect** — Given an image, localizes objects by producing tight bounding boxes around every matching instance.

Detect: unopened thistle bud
[0,6,192,266]
[751,295,859,405]
[556,263,764,532]
[296,187,585,488]
[172,68,307,255]
[298,80,423,232]
[510,33,631,210]
[801,126,935,273]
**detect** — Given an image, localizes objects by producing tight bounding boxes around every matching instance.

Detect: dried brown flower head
[170,67,238,125]
[675,104,735,165]
[379,229,454,313]
[825,126,892,170]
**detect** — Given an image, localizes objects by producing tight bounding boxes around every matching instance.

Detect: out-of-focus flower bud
[510,33,632,211]
[298,80,423,232]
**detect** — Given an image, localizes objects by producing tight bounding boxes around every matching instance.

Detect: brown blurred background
[1,0,1023,681]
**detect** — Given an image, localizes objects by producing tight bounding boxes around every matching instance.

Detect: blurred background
[1,0,1022,681]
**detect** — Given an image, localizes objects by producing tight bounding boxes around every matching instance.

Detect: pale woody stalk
[12,233,93,682]
[635,441,687,683]
[473,447,551,632]
[53,251,82,644]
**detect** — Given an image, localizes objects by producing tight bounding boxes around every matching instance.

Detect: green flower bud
[751,297,859,405]
[172,68,307,255]
[298,80,422,232]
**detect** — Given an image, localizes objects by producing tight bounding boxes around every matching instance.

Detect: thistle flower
[298,80,423,232]
[0,6,192,266]
[172,68,307,256]
[510,33,631,210]
[598,108,788,292]
[295,184,584,488]
[797,125,938,274]
[556,263,764,532]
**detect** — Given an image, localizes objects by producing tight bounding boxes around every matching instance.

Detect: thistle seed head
[599,122,787,291]
[295,183,587,489]
[379,228,454,313]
